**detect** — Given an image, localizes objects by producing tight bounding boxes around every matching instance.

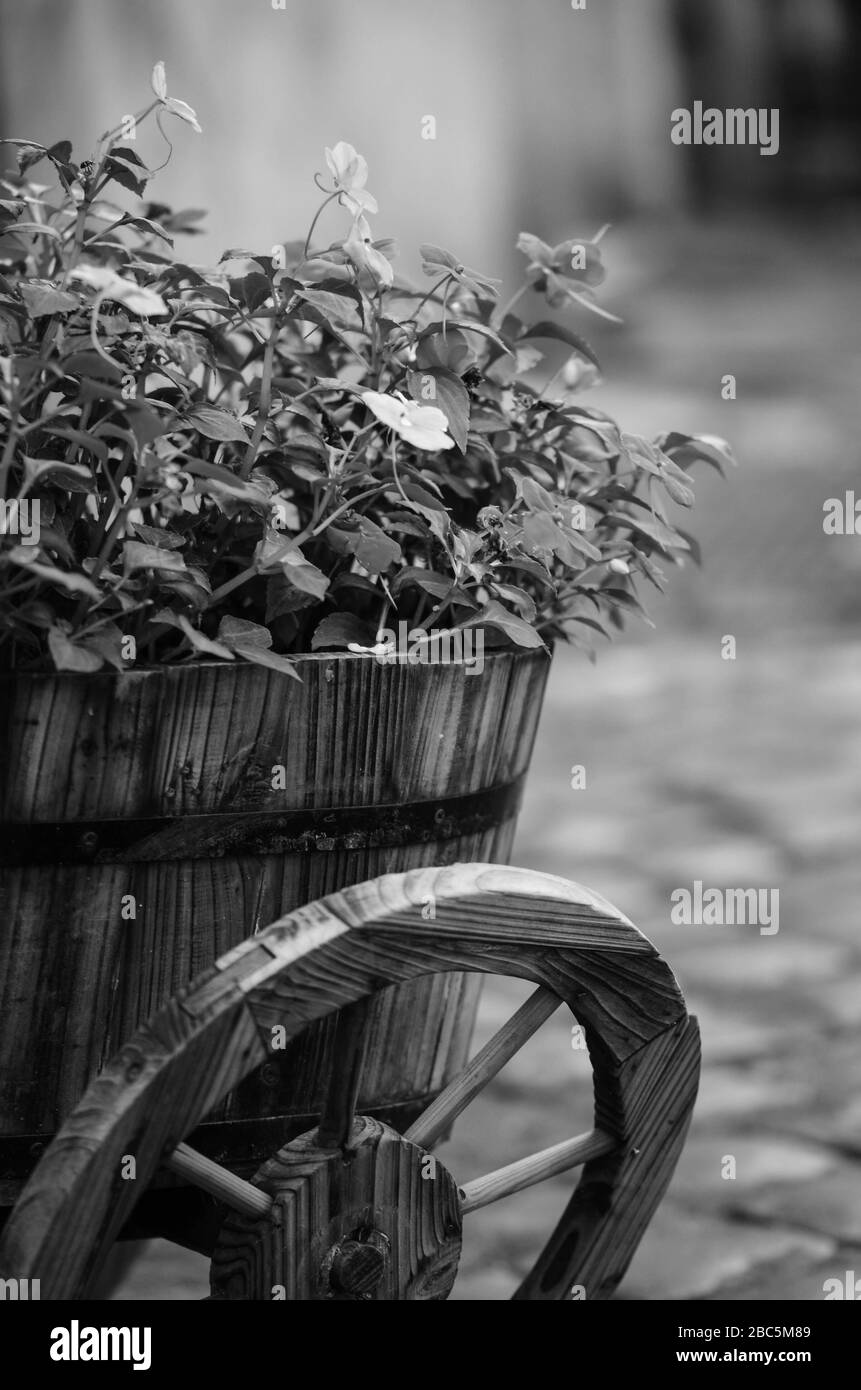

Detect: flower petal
[164,97,202,133]
[325,141,367,189]
[151,61,168,101]
[341,187,378,216]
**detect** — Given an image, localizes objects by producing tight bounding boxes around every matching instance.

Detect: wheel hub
[210,1116,462,1300]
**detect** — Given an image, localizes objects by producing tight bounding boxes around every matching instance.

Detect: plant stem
[493,284,528,330]
[239,296,279,479]
[303,190,340,259]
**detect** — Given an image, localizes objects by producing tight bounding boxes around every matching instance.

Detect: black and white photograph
[0,0,858,1355]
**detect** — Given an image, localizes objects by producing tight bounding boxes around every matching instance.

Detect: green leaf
[406,367,470,452]
[184,406,249,442]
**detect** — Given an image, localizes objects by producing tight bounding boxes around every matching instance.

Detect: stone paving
[446,636,861,1300]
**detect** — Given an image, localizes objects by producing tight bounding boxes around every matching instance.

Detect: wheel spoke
[316,998,370,1150]
[404,986,561,1150]
[458,1129,616,1214]
[164,1143,274,1219]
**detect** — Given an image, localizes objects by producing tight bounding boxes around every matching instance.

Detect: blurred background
[2,0,858,1299]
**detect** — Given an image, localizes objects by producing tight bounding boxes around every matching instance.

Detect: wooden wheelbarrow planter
[0,650,699,1299]
[0,865,700,1300]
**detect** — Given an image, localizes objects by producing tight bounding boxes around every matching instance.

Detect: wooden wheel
[0,864,700,1300]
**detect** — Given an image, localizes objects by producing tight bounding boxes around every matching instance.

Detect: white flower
[71,264,168,317]
[343,214,394,291]
[362,390,454,452]
[150,60,202,133]
[325,140,378,215]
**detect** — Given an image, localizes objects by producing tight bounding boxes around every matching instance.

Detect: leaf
[229,643,301,679]
[461,600,545,649]
[657,431,736,476]
[328,515,402,574]
[311,613,378,651]
[660,473,695,507]
[171,612,234,659]
[84,623,127,672]
[415,328,471,374]
[129,522,186,550]
[123,540,188,575]
[519,320,600,370]
[185,405,249,442]
[113,214,173,247]
[216,615,272,650]
[391,567,454,599]
[490,582,536,623]
[406,368,470,452]
[111,145,148,168]
[255,532,330,598]
[21,457,91,494]
[19,282,79,318]
[228,271,272,313]
[41,427,109,462]
[564,614,611,639]
[104,155,149,198]
[7,549,101,597]
[419,319,512,357]
[47,626,104,673]
[610,510,689,552]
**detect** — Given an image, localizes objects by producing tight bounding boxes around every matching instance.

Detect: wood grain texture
[404,985,561,1149]
[459,1130,617,1213]
[0,650,550,1148]
[210,1117,462,1301]
[0,863,699,1299]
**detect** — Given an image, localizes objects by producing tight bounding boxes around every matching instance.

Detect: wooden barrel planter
[0,648,550,1238]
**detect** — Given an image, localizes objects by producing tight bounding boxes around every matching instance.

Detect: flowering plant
[0,69,732,674]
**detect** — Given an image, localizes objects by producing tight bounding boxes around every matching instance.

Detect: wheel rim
[0,863,700,1300]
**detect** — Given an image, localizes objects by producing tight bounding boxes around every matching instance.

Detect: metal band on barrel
[0,774,525,865]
